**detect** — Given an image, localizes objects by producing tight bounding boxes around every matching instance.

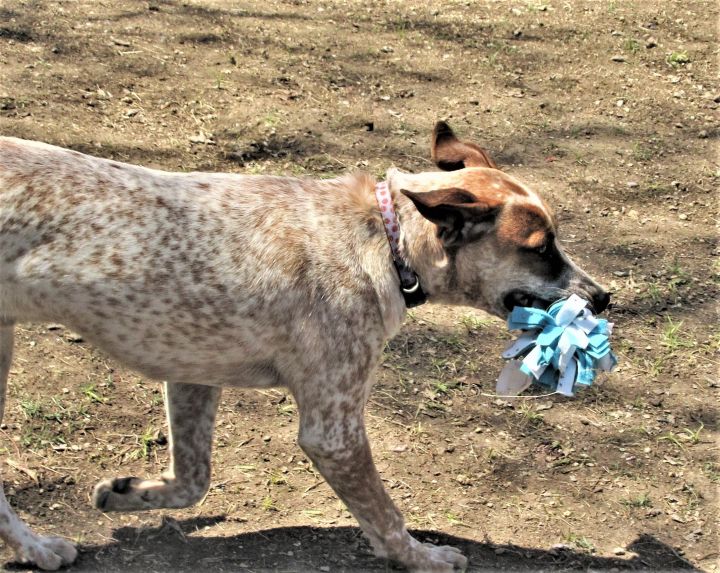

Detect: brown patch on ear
[432,121,498,171]
[498,203,553,248]
[402,187,501,226]
[402,187,502,246]
[460,170,529,198]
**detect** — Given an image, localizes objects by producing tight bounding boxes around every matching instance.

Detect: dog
[0,122,609,572]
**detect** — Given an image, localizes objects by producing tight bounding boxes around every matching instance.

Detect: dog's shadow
[8,515,699,572]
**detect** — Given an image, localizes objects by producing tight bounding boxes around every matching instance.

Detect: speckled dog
[0,123,609,572]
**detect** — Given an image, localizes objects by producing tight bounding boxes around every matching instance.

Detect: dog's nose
[592,290,611,314]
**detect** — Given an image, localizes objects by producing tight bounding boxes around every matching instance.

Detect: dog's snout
[592,290,611,314]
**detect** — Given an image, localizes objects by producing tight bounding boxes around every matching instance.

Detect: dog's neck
[385,170,463,306]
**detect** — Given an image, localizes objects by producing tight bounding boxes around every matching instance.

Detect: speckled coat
[0,123,608,572]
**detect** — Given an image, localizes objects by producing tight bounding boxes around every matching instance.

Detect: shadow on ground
[4,517,699,572]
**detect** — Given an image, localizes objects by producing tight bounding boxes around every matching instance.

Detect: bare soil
[0,1,718,571]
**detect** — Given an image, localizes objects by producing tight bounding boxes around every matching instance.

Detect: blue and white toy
[497,294,617,397]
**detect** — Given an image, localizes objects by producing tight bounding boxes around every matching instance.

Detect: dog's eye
[536,243,548,254]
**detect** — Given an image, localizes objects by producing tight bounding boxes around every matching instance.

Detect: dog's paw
[18,535,77,571]
[407,543,467,573]
[92,476,146,511]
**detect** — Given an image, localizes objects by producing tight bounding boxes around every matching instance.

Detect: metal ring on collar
[401,279,420,294]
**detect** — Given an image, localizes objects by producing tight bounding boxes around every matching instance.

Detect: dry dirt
[0,1,718,572]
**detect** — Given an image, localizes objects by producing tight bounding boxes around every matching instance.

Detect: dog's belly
[2,271,294,386]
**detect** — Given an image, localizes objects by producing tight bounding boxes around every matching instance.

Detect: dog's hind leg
[0,324,77,570]
[92,381,221,512]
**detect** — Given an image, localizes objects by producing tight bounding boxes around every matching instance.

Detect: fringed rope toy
[497,294,617,397]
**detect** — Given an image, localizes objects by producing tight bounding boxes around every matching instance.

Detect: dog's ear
[431,121,497,171]
[402,187,500,247]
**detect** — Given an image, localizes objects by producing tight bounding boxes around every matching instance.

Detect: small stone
[64,332,83,343]
[123,108,140,118]
[626,181,639,188]
[671,513,686,523]
[494,547,506,555]
[678,213,688,220]
[611,55,626,62]
[698,130,708,139]
[262,435,271,442]
[613,547,626,555]
[512,28,523,38]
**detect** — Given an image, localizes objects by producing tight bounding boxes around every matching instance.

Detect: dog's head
[393,121,609,318]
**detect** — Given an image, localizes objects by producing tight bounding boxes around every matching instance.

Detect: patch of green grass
[262,111,280,129]
[526,2,550,12]
[632,142,654,162]
[566,533,596,553]
[681,423,704,444]
[661,317,695,352]
[623,38,641,53]
[645,281,663,303]
[128,426,156,460]
[703,462,720,483]
[621,492,651,508]
[18,399,43,419]
[81,383,106,404]
[517,403,545,424]
[460,314,491,331]
[667,50,690,66]
[445,512,469,527]
[268,471,288,486]
[261,495,278,511]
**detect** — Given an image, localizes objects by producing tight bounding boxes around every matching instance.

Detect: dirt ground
[0,0,718,571]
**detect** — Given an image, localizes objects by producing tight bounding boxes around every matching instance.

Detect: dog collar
[375,181,427,308]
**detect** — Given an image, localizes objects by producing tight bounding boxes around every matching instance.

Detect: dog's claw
[111,476,137,494]
[92,476,142,511]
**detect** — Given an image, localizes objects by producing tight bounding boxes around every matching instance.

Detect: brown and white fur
[0,122,609,571]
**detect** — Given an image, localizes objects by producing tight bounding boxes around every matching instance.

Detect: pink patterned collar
[375,181,427,308]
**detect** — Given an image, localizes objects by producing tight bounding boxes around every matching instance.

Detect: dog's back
[0,139,398,384]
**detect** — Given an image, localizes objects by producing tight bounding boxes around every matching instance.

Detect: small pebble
[613,547,626,555]
[611,55,626,62]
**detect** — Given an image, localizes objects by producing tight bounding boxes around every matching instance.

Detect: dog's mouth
[502,290,553,313]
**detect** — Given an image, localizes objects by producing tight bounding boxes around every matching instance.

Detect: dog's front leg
[295,389,467,573]
[0,324,77,570]
[93,382,221,511]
